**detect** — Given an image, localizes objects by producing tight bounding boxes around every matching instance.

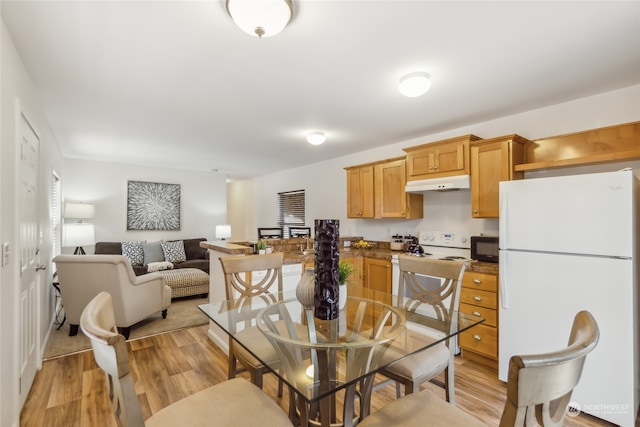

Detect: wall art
[127,180,181,230]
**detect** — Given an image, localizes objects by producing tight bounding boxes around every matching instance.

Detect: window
[51,172,61,274]
[277,190,305,238]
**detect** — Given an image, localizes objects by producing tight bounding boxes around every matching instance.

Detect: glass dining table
[199,285,484,427]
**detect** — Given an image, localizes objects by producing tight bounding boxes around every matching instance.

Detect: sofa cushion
[95,242,123,255]
[183,238,207,260]
[143,241,164,265]
[121,241,144,266]
[161,240,187,263]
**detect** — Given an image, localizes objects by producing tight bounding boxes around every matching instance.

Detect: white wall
[1,18,65,427]
[63,159,228,247]
[229,85,640,242]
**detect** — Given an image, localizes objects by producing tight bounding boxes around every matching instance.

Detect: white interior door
[19,111,40,407]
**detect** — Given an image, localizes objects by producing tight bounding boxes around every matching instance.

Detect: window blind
[277,190,305,238]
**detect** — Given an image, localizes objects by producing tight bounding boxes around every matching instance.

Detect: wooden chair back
[397,254,466,337]
[500,310,600,427]
[257,227,283,239]
[80,292,144,427]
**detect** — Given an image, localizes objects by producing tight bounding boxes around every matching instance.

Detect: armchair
[53,254,172,338]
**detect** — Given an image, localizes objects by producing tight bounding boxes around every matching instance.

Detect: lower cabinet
[363,257,391,294]
[459,270,499,369]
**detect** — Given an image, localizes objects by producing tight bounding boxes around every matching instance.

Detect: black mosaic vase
[314,219,339,320]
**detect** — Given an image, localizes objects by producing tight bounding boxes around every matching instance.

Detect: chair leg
[161,309,167,319]
[277,378,283,398]
[228,351,237,380]
[252,370,263,390]
[395,381,402,398]
[69,324,79,336]
[445,365,455,405]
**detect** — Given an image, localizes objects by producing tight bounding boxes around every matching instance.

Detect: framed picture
[127,181,181,230]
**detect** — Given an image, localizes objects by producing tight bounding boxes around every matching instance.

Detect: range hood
[405,174,470,192]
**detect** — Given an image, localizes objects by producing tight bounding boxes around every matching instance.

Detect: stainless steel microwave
[470,236,499,263]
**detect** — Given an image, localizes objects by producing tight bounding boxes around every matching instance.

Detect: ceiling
[2,1,639,180]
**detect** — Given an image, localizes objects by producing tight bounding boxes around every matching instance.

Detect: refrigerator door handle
[499,253,508,309]
[499,191,508,249]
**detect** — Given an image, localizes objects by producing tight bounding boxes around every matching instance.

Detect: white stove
[418,230,472,260]
[393,230,472,261]
[391,230,473,294]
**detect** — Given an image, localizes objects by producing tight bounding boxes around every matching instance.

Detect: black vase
[314,219,339,320]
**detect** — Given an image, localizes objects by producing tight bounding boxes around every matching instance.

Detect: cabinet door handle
[473,295,482,301]
[473,209,478,214]
[473,334,482,341]
[472,311,482,317]
[473,278,482,284]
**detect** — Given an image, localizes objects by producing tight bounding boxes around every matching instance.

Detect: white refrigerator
[499,169,639,427]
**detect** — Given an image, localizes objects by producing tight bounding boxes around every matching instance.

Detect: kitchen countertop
[466,261,499,275]
[201,240,500,275]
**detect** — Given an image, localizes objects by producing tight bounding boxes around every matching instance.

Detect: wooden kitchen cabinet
[374,158,423,219]
[346,164,375,218]
[403,134,481,180]
[345,158,423,219]
[363,257,391,294]
[459,270,499,369]
[470,135,527,218]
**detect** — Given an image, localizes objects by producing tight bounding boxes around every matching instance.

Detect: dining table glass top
[198,285,484,404]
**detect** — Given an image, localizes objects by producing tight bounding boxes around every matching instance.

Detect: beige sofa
[53,254,172,338]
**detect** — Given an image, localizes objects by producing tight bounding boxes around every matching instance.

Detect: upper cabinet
[516,121,640,172]
[374,158,423,219]
[470,135,527,218]
[346,164,375,218]
[403,135,482,180]
[345,157,423,219]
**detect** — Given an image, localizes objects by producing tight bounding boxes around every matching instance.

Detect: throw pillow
[161,240,187,263]
[142,241,165,265]
[121,241,144,266]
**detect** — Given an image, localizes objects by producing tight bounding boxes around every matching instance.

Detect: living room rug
[43,295,209,360]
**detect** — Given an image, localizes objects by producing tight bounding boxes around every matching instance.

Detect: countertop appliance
[499,169,638,426]
[470,236,499,263]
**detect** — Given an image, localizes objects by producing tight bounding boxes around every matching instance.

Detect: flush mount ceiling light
[398,72,431,97]
[306,131,326,145]
[226,0,293,38]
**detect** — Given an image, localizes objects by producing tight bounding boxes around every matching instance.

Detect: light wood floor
[21,324,619,426]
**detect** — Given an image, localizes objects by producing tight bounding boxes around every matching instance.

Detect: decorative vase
[314,219,340,320]
[296,267,316,310]
[339,284,347,310]
[258,249,266,255]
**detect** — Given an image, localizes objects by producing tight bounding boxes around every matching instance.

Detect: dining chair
[220,253,307,397]
[257,227,284,239]
[377,255,466,404]
[289,226,312,238]
[80,291,292,427]
[360,310,599,427]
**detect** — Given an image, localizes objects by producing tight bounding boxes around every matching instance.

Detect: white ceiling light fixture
[306,131,326,145]
[399,72,432,97]
[226,0,293,39]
